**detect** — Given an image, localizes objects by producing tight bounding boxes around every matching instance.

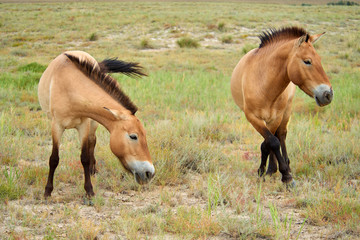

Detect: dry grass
[0,1,359,239]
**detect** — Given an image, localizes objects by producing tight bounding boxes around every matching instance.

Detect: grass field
[0,1,360,239]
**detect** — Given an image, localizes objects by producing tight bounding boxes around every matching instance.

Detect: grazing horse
[231,27,333,184]
[38,51,155,198]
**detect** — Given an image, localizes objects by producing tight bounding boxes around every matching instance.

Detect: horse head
[287,32,333,106]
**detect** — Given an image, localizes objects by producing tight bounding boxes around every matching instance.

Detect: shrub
[217,22,226,32]
[88,32,98,41]
[221,35,233,44]
[177,37,199,48]
[327,1,359,5]
[140,38,154,49]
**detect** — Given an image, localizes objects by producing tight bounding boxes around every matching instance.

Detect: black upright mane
[258,26,308,48]
[64,53,144,115]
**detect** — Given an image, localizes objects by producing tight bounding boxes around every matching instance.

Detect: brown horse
[231,27,333,184]
[38,51,155,198]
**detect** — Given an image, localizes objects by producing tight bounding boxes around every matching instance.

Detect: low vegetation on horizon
[0,1,359,239]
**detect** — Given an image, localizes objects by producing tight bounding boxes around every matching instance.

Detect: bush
[139,38,154,49]
[221,35,233,44]
[327,1,359,5]
[217,22,226,32]
[177,37,200,48]
[88,32,98,41]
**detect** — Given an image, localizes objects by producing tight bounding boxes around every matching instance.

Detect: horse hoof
[258,167,265,177]
[286,179,296,189]
[83,196,94,206]
[281,174,293,183]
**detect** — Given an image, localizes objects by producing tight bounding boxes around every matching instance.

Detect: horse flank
[258,26,308,48]
[64,53,145,115]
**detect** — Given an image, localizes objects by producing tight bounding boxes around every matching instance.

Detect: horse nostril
[145,171,153,179]
[323,90,333,102]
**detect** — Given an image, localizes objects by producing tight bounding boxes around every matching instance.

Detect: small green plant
[269,202,309,240]
[89,32,98,41]
[217,22,226,32]
[254,184,263,227]
[176,37,199,48]
[242,43,257,54]
[0,167,25,201]
[139,38,154,49]
[17,62,47,73]
[207,173,221,214]
[221,35,233,44]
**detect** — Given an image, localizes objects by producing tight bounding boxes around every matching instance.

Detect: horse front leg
[266,152,278,176]
[88,120,99,175]
[258,140,270,177]
[265,134,292,183]
[245,113,292,183]
[81,141,95,197]
[77,120,95,197]
[277,130,290,172]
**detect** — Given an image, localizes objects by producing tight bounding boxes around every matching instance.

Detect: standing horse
[231,27,333,184]
[38,51,155,198]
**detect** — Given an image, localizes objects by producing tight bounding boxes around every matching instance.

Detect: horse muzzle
[127,160,155,185]
[314,84,333,107]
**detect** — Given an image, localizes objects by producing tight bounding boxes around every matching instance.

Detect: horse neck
[70,83,129,132]
[260,41,293,101]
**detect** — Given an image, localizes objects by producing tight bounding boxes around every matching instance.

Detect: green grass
[176,37,200,48]
[0,1,359,239]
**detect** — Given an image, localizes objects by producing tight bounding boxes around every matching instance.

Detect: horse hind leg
[44,121,64,198]
[88,120,99,175]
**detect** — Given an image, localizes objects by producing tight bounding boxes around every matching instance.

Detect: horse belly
[61,117,84,129]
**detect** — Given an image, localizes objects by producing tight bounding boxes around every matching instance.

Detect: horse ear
[103,107,128,121]
[310,32,325,44]
[297,34,309,46]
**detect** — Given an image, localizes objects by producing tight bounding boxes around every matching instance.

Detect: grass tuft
[17,62,47,73]
[221,35,233,44]
[139,38,155,49]
[242,43,257,54]
[176,37,200,48]
[0,167,26,201]
[89,32,98,41]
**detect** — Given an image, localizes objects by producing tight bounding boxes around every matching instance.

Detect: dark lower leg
[278,133,290,172]
[81,143,95,197]
[258,140,270,177]
[266,135,292,183]
[88,136,97,175]
[266,152,278,176]
[44,145,59,198]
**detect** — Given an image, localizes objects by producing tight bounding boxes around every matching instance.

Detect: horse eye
[129,134,138,141]
[303,59,312,65]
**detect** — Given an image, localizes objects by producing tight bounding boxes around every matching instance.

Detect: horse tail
[99,58,147,78]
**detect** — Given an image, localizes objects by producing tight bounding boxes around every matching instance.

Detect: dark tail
[99,58,147,78]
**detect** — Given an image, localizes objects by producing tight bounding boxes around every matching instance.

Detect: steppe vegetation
[0,1,359,239]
